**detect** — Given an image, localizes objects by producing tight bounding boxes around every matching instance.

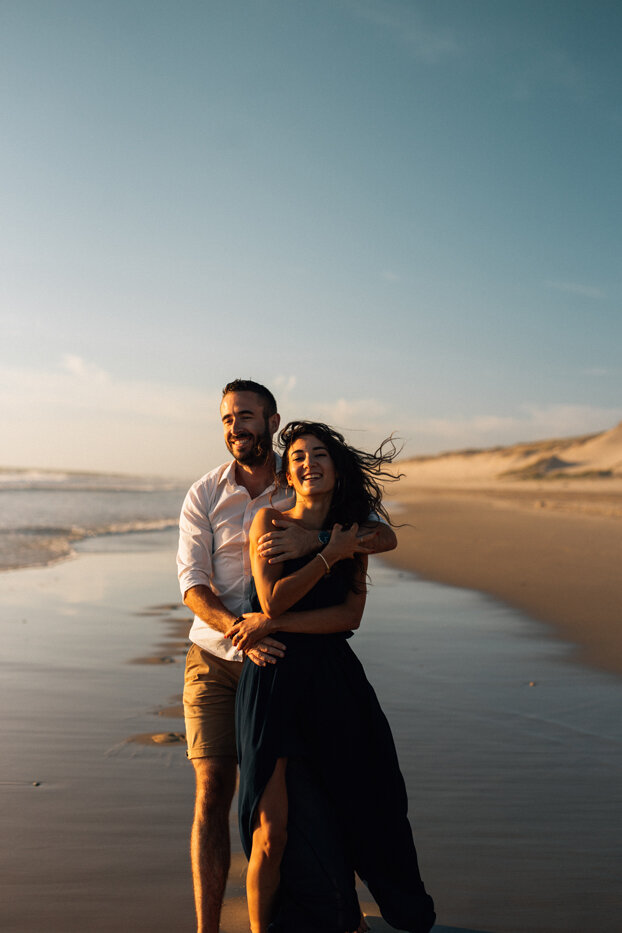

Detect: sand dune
[400,421,622,485]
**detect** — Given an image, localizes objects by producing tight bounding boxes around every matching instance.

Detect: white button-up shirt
[177,458,293,661]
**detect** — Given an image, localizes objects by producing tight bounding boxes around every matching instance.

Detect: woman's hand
[225,612,279,652]
[321,522,376,567]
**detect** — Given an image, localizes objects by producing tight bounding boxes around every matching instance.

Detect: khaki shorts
[183,643,243,759]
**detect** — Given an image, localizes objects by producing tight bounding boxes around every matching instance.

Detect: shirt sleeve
[366,510,389,525]
[177,482,214,598]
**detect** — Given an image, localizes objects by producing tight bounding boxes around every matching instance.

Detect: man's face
[220,391,279,466]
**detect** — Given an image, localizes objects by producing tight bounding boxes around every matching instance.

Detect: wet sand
[1,529,621,932]
[384,481,622,675]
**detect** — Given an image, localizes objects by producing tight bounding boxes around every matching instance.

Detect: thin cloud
[0,358,224,475]
[512,46,587,102]
[519,403,622,435]
[315,397,388,425]
[0,356,210,423]
[344,0,459,63]
[546,280,607,300]
[273,374,297,394]
[407,403,622,454]
[62,354,109,383]
[582,367,610,377]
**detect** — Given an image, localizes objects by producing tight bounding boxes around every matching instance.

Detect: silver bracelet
[316,551,331,575]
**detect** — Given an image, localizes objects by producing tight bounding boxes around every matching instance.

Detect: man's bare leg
[190,756,237,933]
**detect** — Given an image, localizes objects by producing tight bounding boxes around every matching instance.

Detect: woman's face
[286,434,337,497]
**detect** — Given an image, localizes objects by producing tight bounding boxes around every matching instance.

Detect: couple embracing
[177,379,435,933]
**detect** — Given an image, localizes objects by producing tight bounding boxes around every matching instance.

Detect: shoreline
[384,481,622,677]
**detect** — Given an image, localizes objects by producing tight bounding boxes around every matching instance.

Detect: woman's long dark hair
[276,421,402,590]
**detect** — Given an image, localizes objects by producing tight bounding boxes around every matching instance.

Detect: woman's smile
[287,434,336,495]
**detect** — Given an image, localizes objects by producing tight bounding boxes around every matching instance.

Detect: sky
[1,0,621,478]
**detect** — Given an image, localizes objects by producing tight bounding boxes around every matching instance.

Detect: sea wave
[0,518,179,572]
[0,470,187,572]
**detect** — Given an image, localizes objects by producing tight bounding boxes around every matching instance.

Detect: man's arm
[225,598,367,651]
[257,518,396,563]
[177,481,285,666]
[225,559,368,652]
[184,584,286,664]
[182,584,236,636]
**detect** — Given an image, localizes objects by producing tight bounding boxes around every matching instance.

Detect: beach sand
[2,519,621,932]
[384,427,622,676]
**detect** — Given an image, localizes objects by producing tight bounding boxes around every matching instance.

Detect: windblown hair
[222,379,277,418]
[276,421,402,589]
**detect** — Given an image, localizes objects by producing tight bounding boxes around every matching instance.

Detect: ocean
[0,468,190,572]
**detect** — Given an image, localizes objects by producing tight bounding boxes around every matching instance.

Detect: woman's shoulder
[250,506,292,537]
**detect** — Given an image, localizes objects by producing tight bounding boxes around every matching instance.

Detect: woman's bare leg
[246,757,288,933]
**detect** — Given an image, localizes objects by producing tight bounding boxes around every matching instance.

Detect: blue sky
[2,0,621,476]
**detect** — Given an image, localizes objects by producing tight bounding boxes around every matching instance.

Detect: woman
[226,422,436,933]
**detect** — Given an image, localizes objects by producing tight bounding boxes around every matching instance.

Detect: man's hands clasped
[225,612,286,668]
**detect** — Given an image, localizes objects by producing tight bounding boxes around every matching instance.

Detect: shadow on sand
[366,921,494,933]
[433,927,495,933]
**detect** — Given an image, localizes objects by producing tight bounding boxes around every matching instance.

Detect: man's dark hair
[222,379,277,417]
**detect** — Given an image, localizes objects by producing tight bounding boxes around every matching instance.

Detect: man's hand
[225,613,285,653]
[257,520,318,564]
[258,519,380,565]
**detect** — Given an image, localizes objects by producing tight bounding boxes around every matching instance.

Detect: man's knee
[193,757,237,815]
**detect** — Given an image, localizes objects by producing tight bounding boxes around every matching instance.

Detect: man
[177,379,397,933]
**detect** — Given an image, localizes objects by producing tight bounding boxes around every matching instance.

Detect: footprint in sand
[129,655,177,665]
[134,603,186,616]
[126,732,186,746]
[157,704,184,718]
[151,732,186,745]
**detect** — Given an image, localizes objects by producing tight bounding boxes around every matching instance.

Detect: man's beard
[228,426,273,466]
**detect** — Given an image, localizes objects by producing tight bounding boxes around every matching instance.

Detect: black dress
[235,557,436,933]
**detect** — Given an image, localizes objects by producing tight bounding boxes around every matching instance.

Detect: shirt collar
[223,453,282,493]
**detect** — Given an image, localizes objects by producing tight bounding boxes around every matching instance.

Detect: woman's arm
[275,576,367,634]
[226,550,368,652]
[250,508,364,619]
